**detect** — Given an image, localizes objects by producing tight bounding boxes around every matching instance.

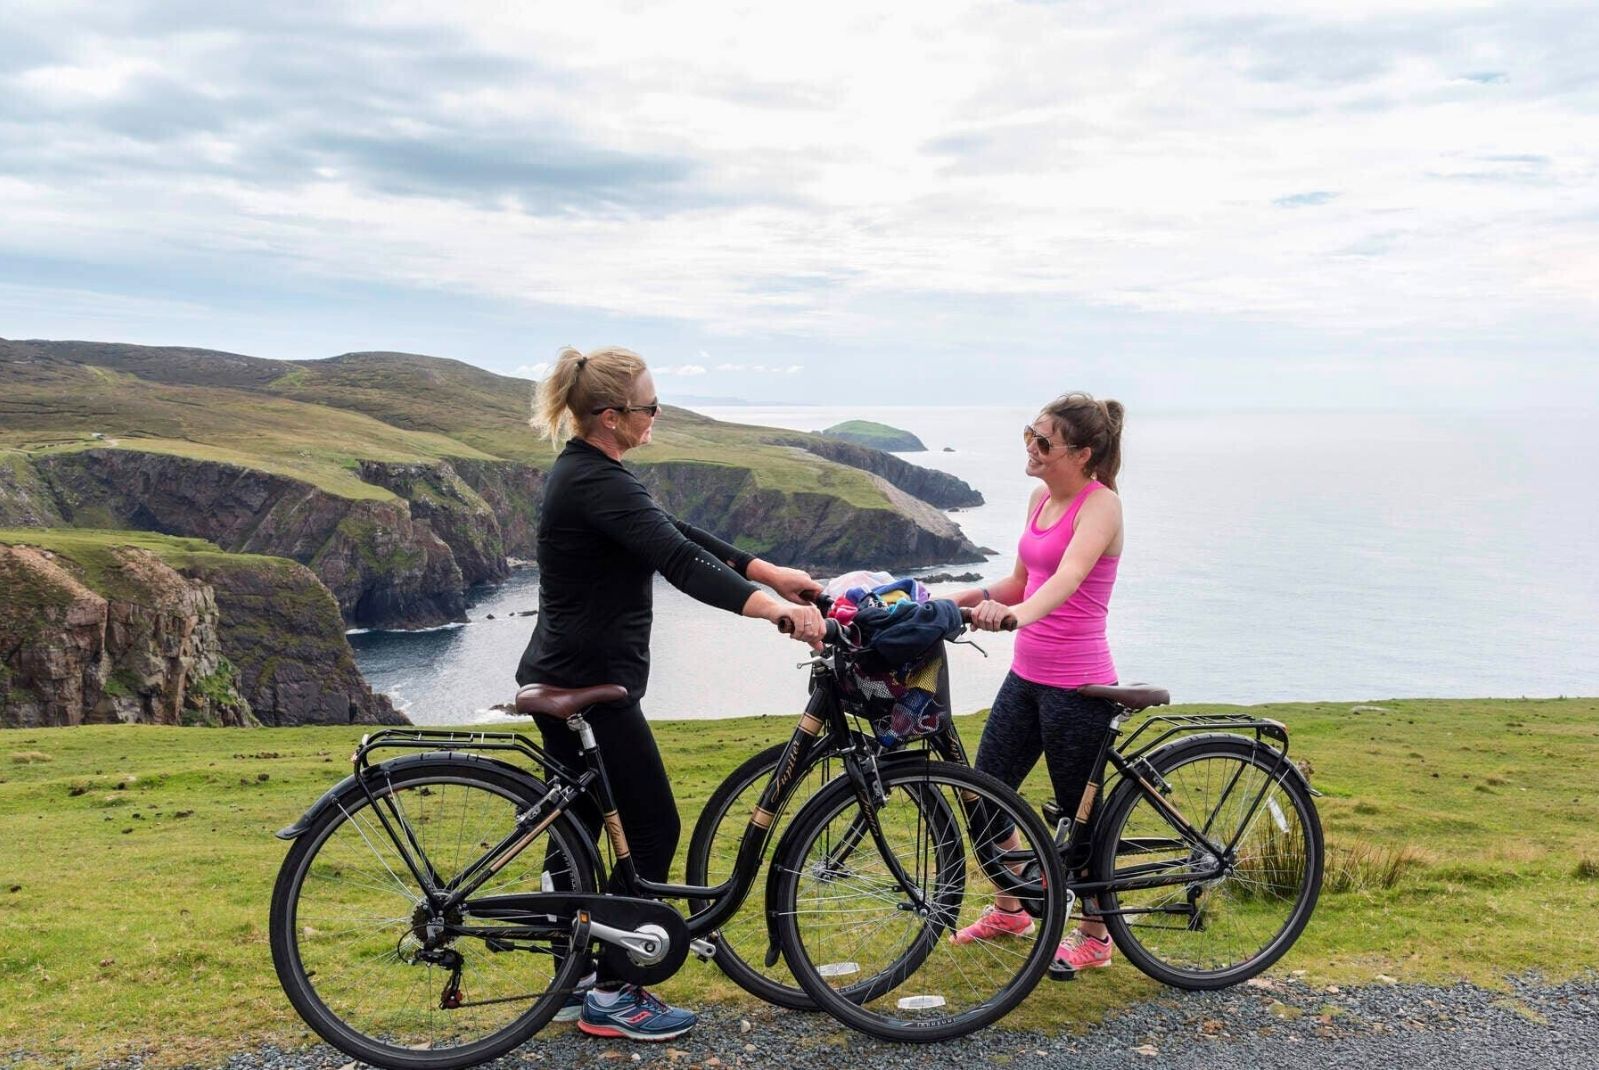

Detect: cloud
[711,362,805,374]
[514,362,551,379]
[1274,191,1339,208]
[1,1,1597,408]
[653,364,707,376]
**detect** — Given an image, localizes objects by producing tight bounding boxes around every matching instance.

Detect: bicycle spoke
[778,765,1066,1041]
[1098,742,1321,987]
[276,770,591,1064]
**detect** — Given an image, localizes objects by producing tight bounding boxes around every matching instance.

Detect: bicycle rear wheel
[270,758,595,1070]
[1093,735,1323,989]
[774,760,1066,1042]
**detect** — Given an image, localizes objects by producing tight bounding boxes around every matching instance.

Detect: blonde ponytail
[532,346,648,446]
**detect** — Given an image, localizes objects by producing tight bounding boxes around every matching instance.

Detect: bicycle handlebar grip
[778,616,842,643]
[960,606,1018,631]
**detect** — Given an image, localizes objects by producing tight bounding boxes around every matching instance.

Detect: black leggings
[974,671,1116,863]
[535,699,680,982]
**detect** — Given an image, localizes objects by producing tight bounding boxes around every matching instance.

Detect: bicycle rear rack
[1117,712,1290,765]
[350,727,581,782]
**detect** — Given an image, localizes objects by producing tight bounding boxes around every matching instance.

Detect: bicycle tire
[774,760,1067,1042]
[685,742,832,1009]
[686,743,960,1010]
[270,757,597,1070]
[1093,734,1324,989]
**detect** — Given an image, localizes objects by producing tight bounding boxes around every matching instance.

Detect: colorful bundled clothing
[829,581,962,748]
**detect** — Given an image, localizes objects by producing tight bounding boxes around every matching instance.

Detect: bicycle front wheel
[685,741,843,1010]
[1093,734,1324,989]
[774,760,1067,1042]
[269,757,596,1070]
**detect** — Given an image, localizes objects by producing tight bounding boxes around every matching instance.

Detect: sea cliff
[1,339,987,618]
[0,530,402,728]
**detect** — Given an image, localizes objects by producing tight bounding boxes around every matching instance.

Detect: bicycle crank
[468,892,690,985]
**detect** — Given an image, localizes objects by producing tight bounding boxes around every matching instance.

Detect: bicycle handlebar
[776,602,1017,639]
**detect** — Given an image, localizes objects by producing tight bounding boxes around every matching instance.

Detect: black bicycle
[689,606,1324,1006]
[268,619,1069,1069]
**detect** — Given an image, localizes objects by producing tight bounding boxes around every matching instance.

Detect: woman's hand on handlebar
[969,599,1017,632]
[769,600,826,645]
[750,561,824,606]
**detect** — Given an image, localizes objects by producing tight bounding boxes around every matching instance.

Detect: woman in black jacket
[516,345,824,1041]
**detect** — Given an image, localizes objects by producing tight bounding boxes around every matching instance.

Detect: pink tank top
[1011,481,1119,688]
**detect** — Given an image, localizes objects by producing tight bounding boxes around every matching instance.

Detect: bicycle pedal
[1047,961,1077,982]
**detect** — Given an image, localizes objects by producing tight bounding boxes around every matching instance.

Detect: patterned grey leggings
[974,670,1117,863]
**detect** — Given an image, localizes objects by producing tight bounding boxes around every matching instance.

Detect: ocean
[349,405,1599,724]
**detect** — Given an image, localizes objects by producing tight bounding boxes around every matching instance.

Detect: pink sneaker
[951,904,1037,945]
[1054,928,1113,971]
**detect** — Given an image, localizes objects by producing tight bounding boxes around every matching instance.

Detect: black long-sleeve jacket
[515,437,759,698]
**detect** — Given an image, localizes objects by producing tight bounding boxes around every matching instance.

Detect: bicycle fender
[1093,732,1317,860]
[1146,732,1317,795]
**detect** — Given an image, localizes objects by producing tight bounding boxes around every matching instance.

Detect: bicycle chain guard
[468,893,690,986]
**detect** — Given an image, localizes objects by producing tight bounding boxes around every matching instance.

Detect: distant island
[820,420,926,452]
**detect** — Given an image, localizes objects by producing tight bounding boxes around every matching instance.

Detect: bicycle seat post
[565,709,599,751]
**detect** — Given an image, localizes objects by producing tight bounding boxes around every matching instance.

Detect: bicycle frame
[335,650,967,947]
[330,657,1304,945]
[1046,706,1312,912]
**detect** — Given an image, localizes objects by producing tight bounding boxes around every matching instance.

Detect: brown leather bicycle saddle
[513,683,629,720]
[1076,683,1171,711]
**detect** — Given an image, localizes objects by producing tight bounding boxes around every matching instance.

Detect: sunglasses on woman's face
[592,402,661,417]
[1022,425,1073,456]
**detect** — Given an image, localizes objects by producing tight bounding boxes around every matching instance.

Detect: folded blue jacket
[852,598,964,670]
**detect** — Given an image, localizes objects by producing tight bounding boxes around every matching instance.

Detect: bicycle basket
[838,648,948,749]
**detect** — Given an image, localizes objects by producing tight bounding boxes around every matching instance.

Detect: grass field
[3,697,1597,1067]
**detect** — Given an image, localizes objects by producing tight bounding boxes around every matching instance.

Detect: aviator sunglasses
[1022,425,1076,456]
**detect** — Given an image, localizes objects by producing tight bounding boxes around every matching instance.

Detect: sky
[1,1,1596,409]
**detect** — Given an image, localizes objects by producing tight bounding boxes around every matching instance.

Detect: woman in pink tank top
[949,392,1127,974]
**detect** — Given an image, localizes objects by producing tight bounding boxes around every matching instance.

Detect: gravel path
[28,974,1599,1070]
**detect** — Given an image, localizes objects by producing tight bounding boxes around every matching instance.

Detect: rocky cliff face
[634,461,984,572]
[8,445,981,631]
[0,539,403,728]
[0,543,251,728]
[0,455,64,527]
[33,450,466,629]
[439,458,547,562]
[357,460,509,586]
[764,436,984,509]
[181,556,406,727]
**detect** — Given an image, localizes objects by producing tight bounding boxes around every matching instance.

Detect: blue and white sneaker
[552,972,596,1023]
[577,985,697,1041]
[553,990,586,1024]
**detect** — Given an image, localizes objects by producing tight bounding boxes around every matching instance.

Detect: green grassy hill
[821,419,927,452]
[2,697,1595,1066]
[0,339,890,507]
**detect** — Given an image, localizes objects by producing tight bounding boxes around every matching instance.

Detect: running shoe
[951,903,1037,945]
[578,985,697,1041]
[553,972,596,1023]
[1054,928,1113,972]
